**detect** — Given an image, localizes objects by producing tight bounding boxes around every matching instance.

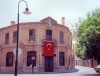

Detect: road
[75,66,99,76]
[0,66,99,76]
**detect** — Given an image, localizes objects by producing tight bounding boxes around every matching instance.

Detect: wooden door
[45,57,53,72]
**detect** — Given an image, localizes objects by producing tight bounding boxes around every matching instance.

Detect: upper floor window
[59,31,64,43]
[6,52,13,67]
[5,33,9,44]
[13,31,17,43]
[46,29,52,40]
[59,52,65,66]
[68,36,72,48]
[27,51,36,66]
[29,29,35,41]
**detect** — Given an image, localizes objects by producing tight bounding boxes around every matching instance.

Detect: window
[27,51,36,66]
[13,31,17,43]
[68,36,72,48]
[69,38,72,48]
[5,33,9,44]
[46,30,52,40]
[6,52,13,67]
[59,52,65,66]
[69,56,70,66]
[29,29,35,41]
[59,31,64,42]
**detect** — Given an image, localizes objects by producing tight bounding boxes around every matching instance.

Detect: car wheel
[99,70,100,74]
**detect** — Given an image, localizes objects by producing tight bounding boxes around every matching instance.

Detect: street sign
[31,56,35,60]
[13,48,22,56]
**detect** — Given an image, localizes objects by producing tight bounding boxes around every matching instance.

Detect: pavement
[0,66,99,76]
[0,67,79,76]
[0,67,78,74]
[33,68,79,74]
[76,66,99,76]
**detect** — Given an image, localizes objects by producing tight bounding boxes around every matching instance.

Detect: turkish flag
[43,40,54,56]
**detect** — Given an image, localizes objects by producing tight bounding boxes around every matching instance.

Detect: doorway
[45,56,53,72]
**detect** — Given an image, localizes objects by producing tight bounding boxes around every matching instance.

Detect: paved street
[76,66,99,76]
[0,66,99,76]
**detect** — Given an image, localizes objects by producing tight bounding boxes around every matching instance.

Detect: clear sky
[0,0,100,29]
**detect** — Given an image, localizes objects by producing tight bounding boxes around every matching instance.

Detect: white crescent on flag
[46,43,52,50]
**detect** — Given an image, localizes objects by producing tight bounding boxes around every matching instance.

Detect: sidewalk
[0,68,78,74]
[33,68,78,74]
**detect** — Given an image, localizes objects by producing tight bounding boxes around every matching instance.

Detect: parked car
[94,65,100,74]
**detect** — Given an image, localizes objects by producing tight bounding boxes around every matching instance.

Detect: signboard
[31,56,35,60]
[13,48,22,56]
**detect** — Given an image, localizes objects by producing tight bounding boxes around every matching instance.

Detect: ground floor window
[69,56,70,66]
[27,51,36,66]
[6,52,13,67]
[59,52,65,66]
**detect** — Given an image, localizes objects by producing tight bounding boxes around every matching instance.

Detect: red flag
[43,40,54,56]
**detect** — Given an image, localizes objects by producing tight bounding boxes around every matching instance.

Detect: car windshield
[96,65,100,68]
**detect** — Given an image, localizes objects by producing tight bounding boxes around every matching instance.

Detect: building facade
[0,17,74,73]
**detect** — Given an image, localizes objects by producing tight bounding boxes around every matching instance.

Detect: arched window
[29,29,35,41]
[27,51,36,66]
[59,31,64,43]
[6,52,13,67]
[69,56,70,66]
[59,52,65,66]
[46,29,52,40]
[13,31,17,43]
[5,33,9,44]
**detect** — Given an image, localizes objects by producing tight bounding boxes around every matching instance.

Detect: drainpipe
[57,25,59,69]
[38,24,40,71]
[0,31,2,71]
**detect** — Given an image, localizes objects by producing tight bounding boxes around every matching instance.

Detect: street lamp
[31,40,35,73]
[15,0,31,76]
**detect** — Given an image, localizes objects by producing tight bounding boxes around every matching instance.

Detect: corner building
[0,17,74,73]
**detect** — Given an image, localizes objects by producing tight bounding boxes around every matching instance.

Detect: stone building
[0,17,74,73]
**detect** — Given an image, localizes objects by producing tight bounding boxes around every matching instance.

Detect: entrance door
[45,56,53,72]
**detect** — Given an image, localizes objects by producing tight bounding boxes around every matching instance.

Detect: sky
[0,0,100,29]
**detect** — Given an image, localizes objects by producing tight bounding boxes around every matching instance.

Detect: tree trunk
[97,60,100,65]
[91,58,94,67]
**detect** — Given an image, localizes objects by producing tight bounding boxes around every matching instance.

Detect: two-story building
[0,17,74,73]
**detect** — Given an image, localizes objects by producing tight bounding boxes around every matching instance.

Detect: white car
[94,65,100,74]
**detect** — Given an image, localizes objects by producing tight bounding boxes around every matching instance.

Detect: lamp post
[15,0,31,76]
[31,40,35,73]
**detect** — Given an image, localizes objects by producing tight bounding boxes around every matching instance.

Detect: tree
[75,8,100,64]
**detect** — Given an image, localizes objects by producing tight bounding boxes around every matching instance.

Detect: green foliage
[75,8,100,60]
